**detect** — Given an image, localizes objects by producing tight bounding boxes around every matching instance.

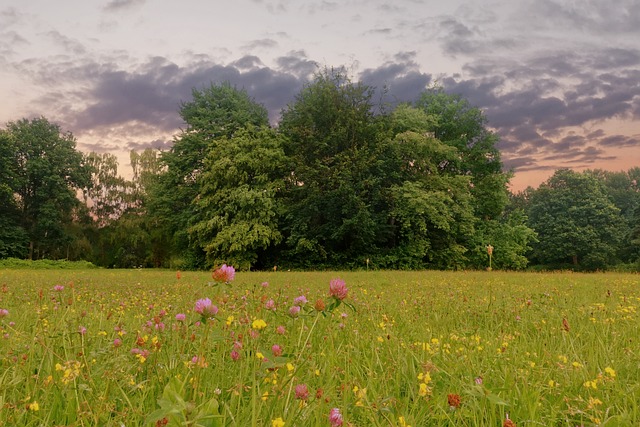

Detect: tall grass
[0,269,638,426]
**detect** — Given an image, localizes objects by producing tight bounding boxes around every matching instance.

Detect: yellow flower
[262,391,269,401]
[604,366,616,378]
[28,401,39,411]
[226,316,234,326]
[252,319,267,330]
[256,352,265,360]
[271,417,285,427]
[418,383,429,397]
[398,416,411,427]
[286,363,294,372]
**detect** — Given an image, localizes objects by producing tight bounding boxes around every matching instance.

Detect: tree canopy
[2,71,638,272]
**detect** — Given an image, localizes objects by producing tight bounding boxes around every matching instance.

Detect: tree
[527,169,624,270]
[0,129,29,258]
[279,68,386,267]
[189,126,286,270]
[415,88,509,220]
[150,83,270,268]
[382,106,476,269]
[0,117,89,259]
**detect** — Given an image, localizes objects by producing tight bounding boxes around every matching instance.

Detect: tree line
[1,69,638,271]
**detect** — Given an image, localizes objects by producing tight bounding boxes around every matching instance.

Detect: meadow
[0,268,639,426]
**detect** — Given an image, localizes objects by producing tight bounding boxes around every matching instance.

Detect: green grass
[0,269,638,426]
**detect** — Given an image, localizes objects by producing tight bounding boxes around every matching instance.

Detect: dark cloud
[359,56,431,108]
[275,50,318,78]
[599,135,640,148]
[104,0,145,12]
[232,55,265,70]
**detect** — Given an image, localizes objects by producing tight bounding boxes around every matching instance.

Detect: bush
[0,258,98,269]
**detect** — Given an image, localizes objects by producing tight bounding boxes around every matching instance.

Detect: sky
[1,0,639,191]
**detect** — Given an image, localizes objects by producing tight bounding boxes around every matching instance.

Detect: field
[0,269,639,426]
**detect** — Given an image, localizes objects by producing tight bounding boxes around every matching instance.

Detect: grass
[0,269,639,426]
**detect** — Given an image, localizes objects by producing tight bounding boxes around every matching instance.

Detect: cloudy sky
[1,0,638,190]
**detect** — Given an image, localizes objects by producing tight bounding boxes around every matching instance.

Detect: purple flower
[53,285,64,292]
[113,338,122,348]
[261,282,269,288]
[329,408,344,426]
[295,383,309,400]
[271,344,283,357]
[175,313,186,322]
[0,309,8,318]
[230,350,240,361]
[212,264,235,283]
[78,326,87,335]
[289,305,301,318]
[329,279,348,300]
[265,299,276,310]
[276,325,286,335]
[294,295,308,306]
[194,298,218,317]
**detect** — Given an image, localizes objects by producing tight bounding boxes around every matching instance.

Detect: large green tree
[189,126,286,269]
[279,69,386,267]
[150,83,270,269]
[0,117,89,259]
[527,169,624,270]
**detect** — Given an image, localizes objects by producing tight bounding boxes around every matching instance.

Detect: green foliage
[150,83,270,269]
[280,68,386,267]
[189,126,286,270]
[527,169,625,270]
[0,117,90,260]
[0,257,97,269]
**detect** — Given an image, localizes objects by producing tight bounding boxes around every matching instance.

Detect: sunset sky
[1,0,638,191]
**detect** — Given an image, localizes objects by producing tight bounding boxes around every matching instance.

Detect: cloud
[104,0,145,12]
[44,31,86,55]
[242,38,279,51]
[276,50,318,78]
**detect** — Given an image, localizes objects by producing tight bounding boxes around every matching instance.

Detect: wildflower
[261,282,269,288]
[252,319,267,330]
[230,350,240,361]
[329,278,348,300]
[194,298,218,317]
[175,313,186,322]
[28,401,39,411]
[271,417,285,427]
[604,366,616,378]
[448,393,461,409]
[272,344,283,357]
[78,326,87,335]
[0,308,8,317]
[294,295,308,306]
[289,306,301,317]
[295,383,309,400]
[418,383,429,397]
[53,285,64,291]
[276,325,286,335]
[256,352,265,360]
[212,264,235,284]
[265,299,276,310]
[329,408,344,427]
[176,270,181,280]
[398,416,411,427]
[474,376,483,385]
[562,317,570,332]
[113,338,122,348]
[314,298,326,311]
